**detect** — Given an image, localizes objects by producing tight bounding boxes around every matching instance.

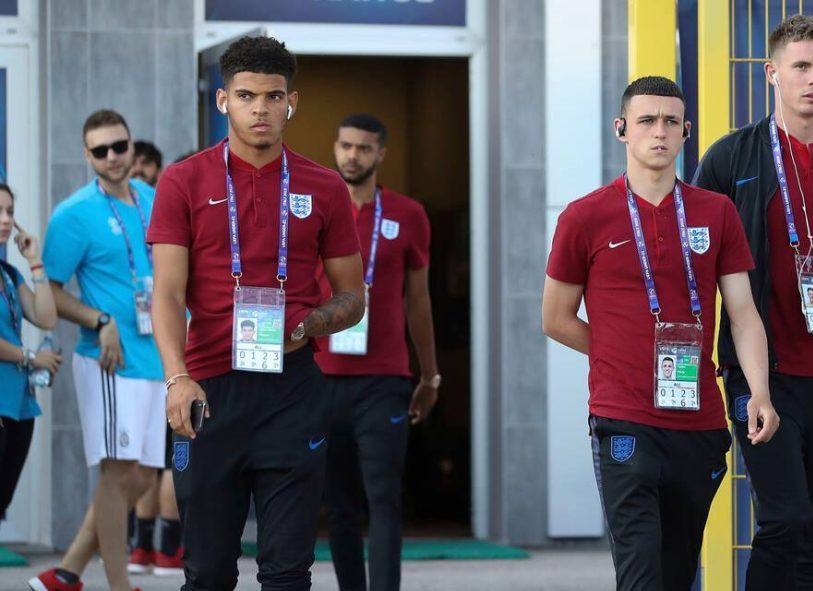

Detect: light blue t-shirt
[43,178,162,380]
[0,263,41,420]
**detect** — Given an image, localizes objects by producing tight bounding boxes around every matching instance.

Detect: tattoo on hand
[304,292,364,337]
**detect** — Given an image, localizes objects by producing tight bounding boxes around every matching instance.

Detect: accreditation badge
[795,255,813,333]
[232,286,285,373]
[329,287,369,355]
[134,277,153,336]
[654,322,702,411]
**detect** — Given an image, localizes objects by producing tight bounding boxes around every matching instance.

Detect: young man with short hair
[30,109,164,591]
[148,36,365,589]
[694,14,813,590]
[543,76,779,590]
[316,114,440,591]
[131,141,162,187]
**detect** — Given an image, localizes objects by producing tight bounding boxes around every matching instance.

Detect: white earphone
[287,104,293,120]
[219,101,228,115]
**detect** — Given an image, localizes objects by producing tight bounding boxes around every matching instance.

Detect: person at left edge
[30,109,164,591]
[543,76,779,591]
[0,183,61,529]
[148,36,365,590]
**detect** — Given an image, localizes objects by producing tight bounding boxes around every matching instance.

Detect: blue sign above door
[205,0,466,27]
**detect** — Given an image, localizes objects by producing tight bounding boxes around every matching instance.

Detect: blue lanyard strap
[624,175,702,323]
[97,180,153,281]
[769,114,801,248]
[223,142,290,289]
[364,189,383,287]
[0,266,20,334]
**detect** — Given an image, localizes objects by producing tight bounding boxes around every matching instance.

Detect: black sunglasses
[88,139,130,159]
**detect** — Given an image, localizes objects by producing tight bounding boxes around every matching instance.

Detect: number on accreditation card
[232,286,285,373]
[329,307,369,355]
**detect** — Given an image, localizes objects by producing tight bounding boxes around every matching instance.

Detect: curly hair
[770,15,813,57]
[219,36,297,86]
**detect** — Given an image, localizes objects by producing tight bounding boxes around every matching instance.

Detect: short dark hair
[241,319,255,329]
[620,76,685,117]
[662,357,674,364]
[133,141,163,168]
[219,36,297,87]
[769,15,813,57]
[0,183,14,201]
[338,113,388,146]
[83,109,130,141]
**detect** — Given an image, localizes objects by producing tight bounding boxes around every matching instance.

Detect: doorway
[286,55,471,536]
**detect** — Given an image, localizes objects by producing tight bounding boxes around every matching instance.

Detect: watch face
[98,313,110,326]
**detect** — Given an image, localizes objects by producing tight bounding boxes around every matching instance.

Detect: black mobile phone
[190,399,207,433]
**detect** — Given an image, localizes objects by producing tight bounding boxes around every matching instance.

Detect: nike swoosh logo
[711,468,726,480]
[308,437,326,450]
[389,414,408,424]
[608,240,631,249]
[735,176,758,187]
[208,198,228,205]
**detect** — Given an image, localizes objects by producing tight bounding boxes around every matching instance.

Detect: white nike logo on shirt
[208,198,228,205]
[608,240,631,249]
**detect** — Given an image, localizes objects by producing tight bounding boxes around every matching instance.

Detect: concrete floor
[1,546,615,591]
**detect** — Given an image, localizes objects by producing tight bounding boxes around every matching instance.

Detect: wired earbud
[287,104,293,120]
[615,118,627,138]
[219,101,228,115]
[683,124,691,139]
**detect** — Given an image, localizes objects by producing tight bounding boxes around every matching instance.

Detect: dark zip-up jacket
[692,116,783,369]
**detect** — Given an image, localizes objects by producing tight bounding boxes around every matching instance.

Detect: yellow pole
[628,0,676,80]
[698,0,733,589]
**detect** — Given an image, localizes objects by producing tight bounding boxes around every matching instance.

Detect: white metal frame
[194,0,493,538]
[0,0,49,545]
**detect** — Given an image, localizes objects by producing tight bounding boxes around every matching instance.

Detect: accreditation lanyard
[769,114,803,250]
[364,189,384,287]
[224,142,290,288]
[625,176,702,324]
[0,266,20,335]
[97,180,153,283]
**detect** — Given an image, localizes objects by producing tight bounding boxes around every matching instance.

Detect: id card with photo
[329,289,369,355]
[232,286,285,373]
[134,277,153,336]
[796,255,813,333]
[654,322,702,411]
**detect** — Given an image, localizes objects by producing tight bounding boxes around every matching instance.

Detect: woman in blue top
[0,183,61,522]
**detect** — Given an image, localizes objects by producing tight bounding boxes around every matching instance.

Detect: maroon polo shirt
[315,186,430,377]
[767,129,813,376]
[546,176,754,430]
[147,140,360,381]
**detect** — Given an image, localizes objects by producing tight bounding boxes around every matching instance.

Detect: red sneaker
[127,548,155,574]
[28,568,84,591]
[153,546,184,576]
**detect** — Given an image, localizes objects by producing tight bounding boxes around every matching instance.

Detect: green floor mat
[0,546,28,567]
[242,539,530,561]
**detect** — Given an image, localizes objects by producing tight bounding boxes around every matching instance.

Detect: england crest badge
[381,219,400,240]
[173,441,190,472]
[290,194,313,219]
[688,227,710,254]
[610,435,636,463]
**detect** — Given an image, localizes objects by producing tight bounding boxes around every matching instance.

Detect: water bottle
[29,332,55,388]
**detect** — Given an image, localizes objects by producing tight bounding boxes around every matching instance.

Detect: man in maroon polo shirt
[147,37,365,590]
[315,114,439,591]
[694,16,813,589]
[543,76,779,591]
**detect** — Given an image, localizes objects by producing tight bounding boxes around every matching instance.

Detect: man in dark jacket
[694,15,813,590]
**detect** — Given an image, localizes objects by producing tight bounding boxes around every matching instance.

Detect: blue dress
[0,262,41,421]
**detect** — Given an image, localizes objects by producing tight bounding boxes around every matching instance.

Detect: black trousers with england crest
[590,416,731,591]
[172,346,331,591]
